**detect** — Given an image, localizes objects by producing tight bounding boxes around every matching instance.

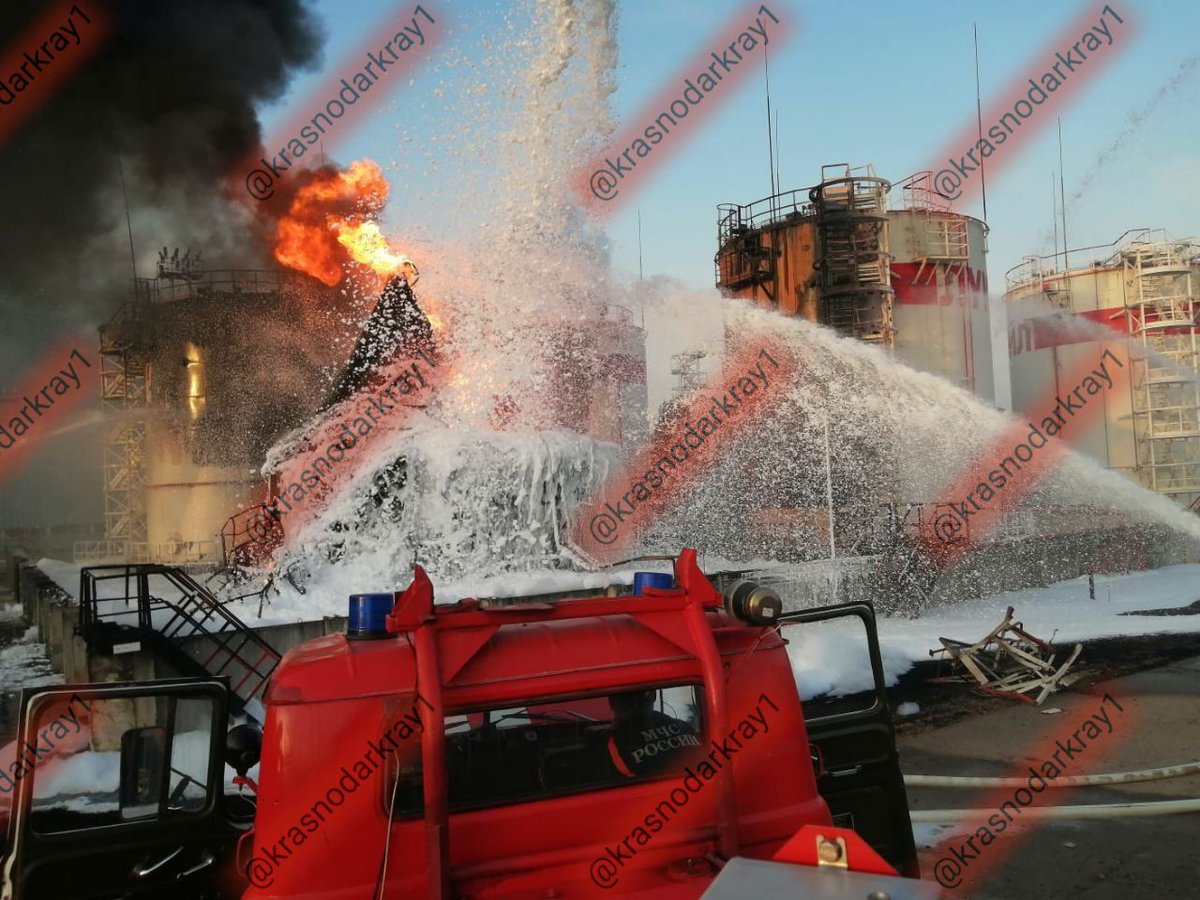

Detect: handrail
[1005,228,1200,290]
[134,268,311,304]
[717,187,816,238]
[78,563,281,703]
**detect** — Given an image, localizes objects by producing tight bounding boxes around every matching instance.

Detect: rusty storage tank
[715,164,994,402]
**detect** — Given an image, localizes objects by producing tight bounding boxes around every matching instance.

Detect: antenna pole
[764,52,776,217]
[637,208,644,283]
[117,155,137,280]
[774,109,781,198]
[1052,171,1059,266]
[1058,119,1069,272]
[974,23,988,223]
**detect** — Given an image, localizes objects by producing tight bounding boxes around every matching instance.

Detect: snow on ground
[876,564,1200,662]
[0,629,63,692]
[788,565,1200,699]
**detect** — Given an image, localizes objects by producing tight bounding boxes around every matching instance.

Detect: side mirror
[119,726,167,819]
[225,723,263,776]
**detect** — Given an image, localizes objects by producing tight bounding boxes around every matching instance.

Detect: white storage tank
[1004,229,1200,508]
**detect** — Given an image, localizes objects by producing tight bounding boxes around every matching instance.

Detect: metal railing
[78,564,281,706]
[73,539,223,567]
[891,171,953,212]
[1005,229,1200,294]
[717,188,815,243]
[132,269,309,305]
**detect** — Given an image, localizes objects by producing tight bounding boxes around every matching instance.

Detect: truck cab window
[25,693,217,834]
[386,684,704,818]
[27,695,124,833]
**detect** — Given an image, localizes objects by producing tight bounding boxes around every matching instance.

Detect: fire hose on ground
[904,759,1200,789]
[904,760,1200,821]
[910,798,1200,822]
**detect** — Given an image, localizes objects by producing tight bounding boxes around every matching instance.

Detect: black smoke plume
[0,0,324,370]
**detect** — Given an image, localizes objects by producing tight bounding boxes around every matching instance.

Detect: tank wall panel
[1004,263,1197,498]
[144,421,259,546]
[889,213,992,402]
[716,220,820,319]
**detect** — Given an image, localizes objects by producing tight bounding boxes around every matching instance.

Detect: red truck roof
[246,550,832,898]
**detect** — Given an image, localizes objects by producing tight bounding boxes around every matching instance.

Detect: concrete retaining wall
[18,563,88,682]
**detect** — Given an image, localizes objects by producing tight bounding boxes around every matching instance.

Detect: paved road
[898,654,1200,899]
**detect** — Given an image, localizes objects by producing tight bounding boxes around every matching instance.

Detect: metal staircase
[77,564,281,712]
[811,165,895,345]
[1122,234,1200,505]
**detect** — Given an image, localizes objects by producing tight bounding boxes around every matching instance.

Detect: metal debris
[929,606,1082,705]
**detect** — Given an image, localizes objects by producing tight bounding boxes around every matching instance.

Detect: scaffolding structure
[810,165,894,345]
[655,345,724,432]
[98,298,151,552]
[1121,232,1200,503]
[669,349,712,400]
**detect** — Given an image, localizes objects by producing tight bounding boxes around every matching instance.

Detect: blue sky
[263,0,1199,293]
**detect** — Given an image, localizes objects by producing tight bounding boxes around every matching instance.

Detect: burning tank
[222,161,636,594]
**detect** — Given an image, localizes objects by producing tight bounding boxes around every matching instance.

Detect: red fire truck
[1,550,931,898]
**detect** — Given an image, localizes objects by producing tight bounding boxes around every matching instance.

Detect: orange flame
[273,160,412,286]
[335,220,416,281]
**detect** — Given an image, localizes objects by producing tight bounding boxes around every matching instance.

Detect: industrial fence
[743,523,1195,614]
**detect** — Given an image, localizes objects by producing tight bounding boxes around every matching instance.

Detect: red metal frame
[250,548,834,898]
[384,549,736,898]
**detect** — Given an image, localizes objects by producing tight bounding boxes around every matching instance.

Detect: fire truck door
[779,602,921,879]
[1,679,238,900]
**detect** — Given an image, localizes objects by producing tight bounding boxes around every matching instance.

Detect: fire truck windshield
[384,684,705,816]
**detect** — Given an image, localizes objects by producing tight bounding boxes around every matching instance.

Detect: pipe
[911,797,1200,823]
[904,760,1200,789]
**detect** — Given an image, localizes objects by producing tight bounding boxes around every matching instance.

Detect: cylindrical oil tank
[137,270,348,559]
[714,170,993,404]
[1004,229,1200,508]
[888,208,992,402]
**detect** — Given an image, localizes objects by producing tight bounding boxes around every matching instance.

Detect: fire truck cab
[1,550,924,898]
